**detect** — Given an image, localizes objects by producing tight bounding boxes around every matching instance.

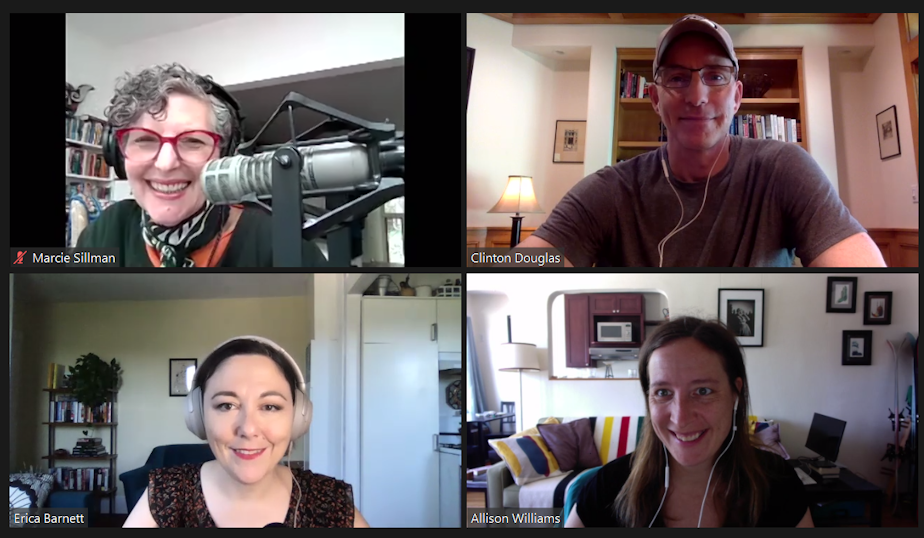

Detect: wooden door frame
[897,14,919,174]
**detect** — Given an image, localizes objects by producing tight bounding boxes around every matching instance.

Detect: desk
[789,461,883,527]
[467,413,516,467]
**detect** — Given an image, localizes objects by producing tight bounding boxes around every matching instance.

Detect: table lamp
[487,175,544,247]
[497,341,540,432]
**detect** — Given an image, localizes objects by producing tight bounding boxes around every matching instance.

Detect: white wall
[65,24,116,118]
[467,13,591,229]
[16,295,311,513]
[467,273,918,489]
[831,14,918,230]
[468,14,909,230]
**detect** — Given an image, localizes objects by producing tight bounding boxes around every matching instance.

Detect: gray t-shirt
[532,136,865,267]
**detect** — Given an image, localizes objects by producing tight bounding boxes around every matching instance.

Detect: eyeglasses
[116,128,221,163]
[655,65,737,89]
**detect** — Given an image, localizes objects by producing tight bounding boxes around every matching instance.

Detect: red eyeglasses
[116,128,222,164]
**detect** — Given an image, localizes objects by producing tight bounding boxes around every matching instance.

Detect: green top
[76,200,327,267]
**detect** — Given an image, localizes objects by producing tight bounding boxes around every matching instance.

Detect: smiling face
[202,354,294,485]
[650,33,743,152]
[647,337,742,473]
[123,93,218,227]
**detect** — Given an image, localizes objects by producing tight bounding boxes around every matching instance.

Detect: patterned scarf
[141,202,224,267]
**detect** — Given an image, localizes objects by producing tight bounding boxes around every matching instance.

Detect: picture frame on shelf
[863,291,893,325]
[875,105,901,160]
[826,277,858,313]
[553,120,587,163]
[718,289,765,347]
[842,330,873,366]
[169,358,197,397]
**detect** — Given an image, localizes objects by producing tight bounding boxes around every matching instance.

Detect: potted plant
[65,353,122,412]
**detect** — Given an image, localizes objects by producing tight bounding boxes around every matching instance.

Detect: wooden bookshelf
[897,13,919,173]
[612,48,809,164]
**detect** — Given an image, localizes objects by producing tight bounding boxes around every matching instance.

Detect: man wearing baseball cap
[517,14,885,267]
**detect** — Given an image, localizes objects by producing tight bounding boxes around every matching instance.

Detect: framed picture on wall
[169,358,197,397]
[875,105,901,159]
[863,291,893,325]
[826,277,858,313]
[842,330,873,365]
[466,47,476,111]
[553,120,587,163]
[718,289,765,347]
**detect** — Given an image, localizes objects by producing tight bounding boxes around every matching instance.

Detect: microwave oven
[597,321,633,342]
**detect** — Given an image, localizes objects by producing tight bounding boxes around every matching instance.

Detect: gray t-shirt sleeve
[773,144,866,265]
[531,171,615,267]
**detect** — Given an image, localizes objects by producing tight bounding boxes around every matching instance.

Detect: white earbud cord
[657,134,729,267]
[648,398,738,528]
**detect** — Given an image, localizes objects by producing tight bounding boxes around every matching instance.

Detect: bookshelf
[897,13,919,173]
[612,48,809,164]
[43,387,118,514]
[66,114,114,245]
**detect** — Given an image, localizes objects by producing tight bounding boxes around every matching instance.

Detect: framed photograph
[842,330,873,365]
[863,291,893,325]
[169,358,197,397]
[876,105,901,159]
[466,47,476,111]
[553,120,587,163]
[826,277,858,313]
[718,289,765,347]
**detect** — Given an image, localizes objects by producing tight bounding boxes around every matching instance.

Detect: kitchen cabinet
[439,450,461,527]
[566,293,646,368]
[437,298,462,352]
[565,294,591,368]
[589,293,642,314]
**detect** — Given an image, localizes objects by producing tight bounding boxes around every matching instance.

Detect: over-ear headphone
[184,336,312,440]
[102,75,245,180]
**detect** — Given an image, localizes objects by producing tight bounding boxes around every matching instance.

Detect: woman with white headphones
[565,317,813,527]
[124,336,369,527]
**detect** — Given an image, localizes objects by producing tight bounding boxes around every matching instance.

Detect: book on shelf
[46,364,67,389]
[619,69,650,99]
[66,147,110,179]
[730,113,802,143]
[65,115,106,146]
[49,466,111,492]
[49,397,114,423]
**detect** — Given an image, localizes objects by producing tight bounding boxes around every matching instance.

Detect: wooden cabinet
[612,48,810,165]
[565,294,591,368]
[566,293,645,368]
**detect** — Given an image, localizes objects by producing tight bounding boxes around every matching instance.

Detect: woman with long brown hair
[565,316,813,527]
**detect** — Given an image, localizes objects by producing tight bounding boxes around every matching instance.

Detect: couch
[487,416,787,512]
[487,416,644,510]
[119,444,215,514]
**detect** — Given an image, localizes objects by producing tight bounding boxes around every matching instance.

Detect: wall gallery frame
[718,288,765,347]
[553,120,587,163]
[863,291,893,325]
[826,277,858,313]
[876,105,901,159]
[842,330,873,365]
[169,358,197,397]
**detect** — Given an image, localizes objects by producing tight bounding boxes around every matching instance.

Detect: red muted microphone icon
[14,250,26,264]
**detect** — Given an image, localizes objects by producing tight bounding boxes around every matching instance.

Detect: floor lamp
[497,339,540,433]
[487,175,544,247]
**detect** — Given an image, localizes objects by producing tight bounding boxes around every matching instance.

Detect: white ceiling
[65,13,245,46]
[232,65,404,144]
[14,274,312,303]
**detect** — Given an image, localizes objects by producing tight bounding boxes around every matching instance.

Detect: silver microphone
[200,140,403,205]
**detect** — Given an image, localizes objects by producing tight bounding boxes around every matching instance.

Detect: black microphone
[264,522,286,527]
[200,139,404,205]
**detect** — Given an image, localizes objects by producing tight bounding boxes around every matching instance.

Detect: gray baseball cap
[653,14,738,74]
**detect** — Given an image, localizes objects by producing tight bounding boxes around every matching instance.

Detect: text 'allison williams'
[469,513,562,525]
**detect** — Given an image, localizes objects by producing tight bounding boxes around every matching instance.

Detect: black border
[842,330,873,365]
[466,47,476,111]
[717,288,765,347]
[863,291,893,325]
[168,358,197,397]
[826,276,858,313]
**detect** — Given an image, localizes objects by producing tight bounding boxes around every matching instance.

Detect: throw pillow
[9,472,55,527]
[510,417,560,439]
[754,422,790,460]
[592,416,646,464]
[488,434,563,487]
[537,418,602,471]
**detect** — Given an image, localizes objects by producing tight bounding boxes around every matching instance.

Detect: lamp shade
[487,176,544,215]
[497,342,540,371]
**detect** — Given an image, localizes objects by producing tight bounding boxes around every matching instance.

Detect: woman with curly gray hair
[77,63,325,267]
